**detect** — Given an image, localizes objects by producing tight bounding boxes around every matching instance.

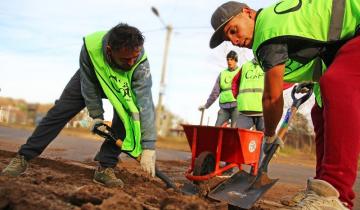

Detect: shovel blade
[180,182,200,195]
[208,171,278,209]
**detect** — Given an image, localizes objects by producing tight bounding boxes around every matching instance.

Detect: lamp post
[151,6,173,134]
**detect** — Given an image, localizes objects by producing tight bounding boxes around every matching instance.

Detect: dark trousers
[18,70,124,168]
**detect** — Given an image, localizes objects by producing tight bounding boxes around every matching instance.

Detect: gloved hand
[140,149,156,177]
[263,135,284,155]
[89,118,106,133]
[198,105,206,111]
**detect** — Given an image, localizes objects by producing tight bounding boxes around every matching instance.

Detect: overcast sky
[0,0,315,125]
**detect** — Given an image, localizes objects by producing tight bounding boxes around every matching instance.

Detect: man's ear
[106,45,112,55]
[242,7,255,19]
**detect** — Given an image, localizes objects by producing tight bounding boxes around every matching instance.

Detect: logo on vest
[274,0,302,14]
[224,76,232,84]
[245,69,264,80]
[248,140,257,153]
[120,82,131,98]
[109,75,132,99]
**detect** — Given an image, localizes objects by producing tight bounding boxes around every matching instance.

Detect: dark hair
[107,23,144,51]
[226,50,238,62]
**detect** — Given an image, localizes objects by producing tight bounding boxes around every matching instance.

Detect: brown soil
[0,150,302,210]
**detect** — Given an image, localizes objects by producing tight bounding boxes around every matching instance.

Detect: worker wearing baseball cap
[199,50,240,128]
[209,0,360,209]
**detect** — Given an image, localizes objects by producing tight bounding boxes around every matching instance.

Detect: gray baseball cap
[209,1,249,49]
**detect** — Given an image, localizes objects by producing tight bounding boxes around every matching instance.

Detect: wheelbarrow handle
[92,123,180,191]
[291,82,314,109]
[199,109,205,125]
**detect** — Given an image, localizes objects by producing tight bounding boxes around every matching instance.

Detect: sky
[0,0,315,125]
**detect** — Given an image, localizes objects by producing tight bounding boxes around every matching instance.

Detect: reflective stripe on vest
[219,67,240,103]
[84,31,147,158]
[237,61,264,112]
[238,88,263,94]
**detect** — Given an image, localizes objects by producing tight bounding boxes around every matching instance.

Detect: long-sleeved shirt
[79,33,156,149]
[204,69,238,109]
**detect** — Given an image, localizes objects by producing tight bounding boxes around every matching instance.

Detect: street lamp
[151,6,173,133]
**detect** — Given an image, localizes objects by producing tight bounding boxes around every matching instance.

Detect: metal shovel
[208,82,314,209]
[92,123,183,192]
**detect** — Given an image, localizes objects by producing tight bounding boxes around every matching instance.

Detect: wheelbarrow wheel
[193,151,215,184]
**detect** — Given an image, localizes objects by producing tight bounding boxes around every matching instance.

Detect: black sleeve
[257,42,288,71]
[79,45,105,119]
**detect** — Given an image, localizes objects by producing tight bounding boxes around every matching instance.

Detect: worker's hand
[198,105,206,111]
[89,118,106,133]
[140,149,156,177]
[263,135,284,156]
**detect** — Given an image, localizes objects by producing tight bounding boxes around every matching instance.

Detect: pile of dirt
[0,150,218,210]
[0,150,301,210]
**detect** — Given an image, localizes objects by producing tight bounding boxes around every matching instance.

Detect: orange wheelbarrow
[182,125,264,182]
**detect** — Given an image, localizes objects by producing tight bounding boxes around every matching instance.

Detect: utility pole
[151,6,173,134]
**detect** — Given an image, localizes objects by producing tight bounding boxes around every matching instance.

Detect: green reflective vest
[219,67,240,103]
[252,0,359,107]
[84,31,147,157]
[237,61,264,112]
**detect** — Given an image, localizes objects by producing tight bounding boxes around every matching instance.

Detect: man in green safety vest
[209,0,359,209]
[233,58,264,131]
[1,23,157,188]
[199,50,240,127]
[232,58,265,175]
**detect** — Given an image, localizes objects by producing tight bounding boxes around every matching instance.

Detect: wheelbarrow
[181,124,264,184]
[208,82,314,209]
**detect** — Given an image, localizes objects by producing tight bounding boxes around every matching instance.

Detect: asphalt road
[0,125,359,201]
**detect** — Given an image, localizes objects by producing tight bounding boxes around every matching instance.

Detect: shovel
[208,82,314,209]
[92,123,183,193]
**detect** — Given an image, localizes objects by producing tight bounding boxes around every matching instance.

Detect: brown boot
[280,179,349,210]
[281,190,307,207]
[280,178,312,207]
[1,155,28,177]
[93,167,124,188]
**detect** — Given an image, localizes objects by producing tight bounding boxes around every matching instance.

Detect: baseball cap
[209,1,249,49]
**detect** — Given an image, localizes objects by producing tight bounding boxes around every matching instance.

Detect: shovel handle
[114,139,123,148]
[291,82,314,109]
[278,82,314,140]
[93,123,179,191]
[261,83,314,172]
[199,109,205,125]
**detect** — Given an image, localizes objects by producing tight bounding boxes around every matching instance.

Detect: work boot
[281,178,311,206]
[93,166,124,188]
[281,190,307,207]
[1,154,28,177]
[281,179,349,210]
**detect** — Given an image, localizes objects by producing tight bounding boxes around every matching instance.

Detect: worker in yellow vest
[1,23,157,188]
[209,1,360,209]
[199,51,240,127]
[232,58,264,131]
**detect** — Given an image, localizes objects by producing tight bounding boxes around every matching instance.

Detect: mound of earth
[0,150,301,210]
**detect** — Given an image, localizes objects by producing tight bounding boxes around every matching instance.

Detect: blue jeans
[215,107,238,128]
